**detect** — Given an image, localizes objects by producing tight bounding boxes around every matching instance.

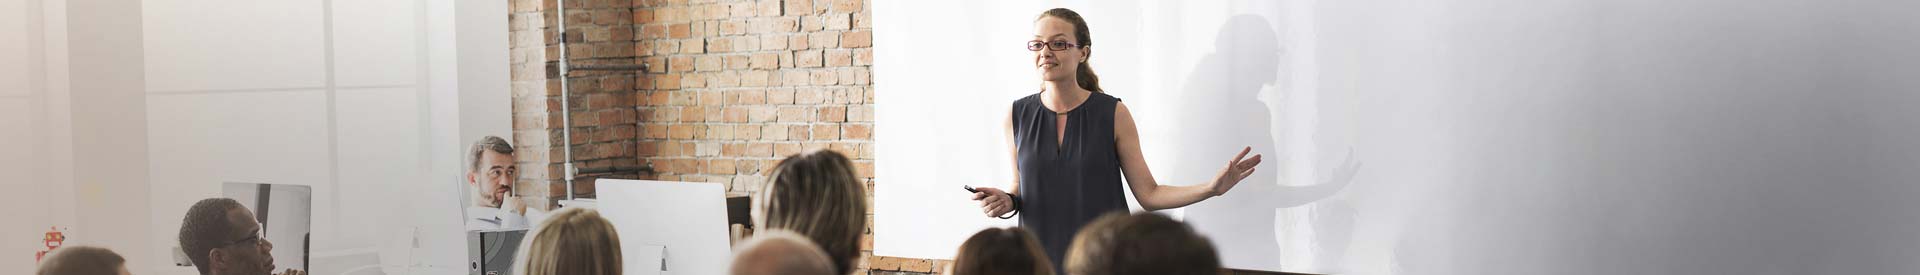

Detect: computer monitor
[595,179,732,275]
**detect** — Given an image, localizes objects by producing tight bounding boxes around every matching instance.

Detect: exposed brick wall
[555,0,645,197]
[512,0,940,274]
[508,0,562,208]
[510,0,645,207]
[629,0,930,274]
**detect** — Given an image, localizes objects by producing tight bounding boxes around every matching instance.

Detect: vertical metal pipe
[556,0,576,201]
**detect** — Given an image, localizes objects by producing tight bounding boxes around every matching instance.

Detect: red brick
[648,73,679,88]
[644,124,669,139]
[728,2,756,18]
[788,125,811,141]
[747,106,778,122]
[774,142,804,156]
[824,49,852,67]
[756,0,782,16]
[766,87,795,104]
[722,106,748,123]
[742,70,771,87]
[794,88,825,104]
[759,35,788,51]
[809,31,840,49]
[709,159,737,174]
[669,23,691,38]
[669,56,695,72]
[794,49,823,68]
[668,125,695,139]
[825,13,851,30]
[840,30,871,48]
[831,0,861,13]
[848,67,870,85]
[710,71,740,87]
[733,89,766,104]
[632,9,654,24]
[681,38,705,53]
[749,53,780,69]
[700,90,728,106]
[761,125,788,140]
[747,143,774,157]
[842,123,870,139]
[788,35,810,51]
[776,106,810,122]
[707,37,734,53]
[848,105,873,121]
[852,48,872,66]
[674,107,706,124]
[784,0,813,16]
[779,69,810,86]
[811,124,840,140]
[736,125,763,140]
[810,69,837,85]
[681,73,708,88]
[817,106,847,122]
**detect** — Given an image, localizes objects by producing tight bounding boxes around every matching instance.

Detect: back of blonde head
[516,207,623,275]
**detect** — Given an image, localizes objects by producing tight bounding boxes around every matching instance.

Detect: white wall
[5,0,511,274]
[877,0,1920,274]
[0,0,76,273]
[873,0,1335,270]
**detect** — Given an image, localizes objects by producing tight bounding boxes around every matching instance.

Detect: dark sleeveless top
[1011,91,1128,268]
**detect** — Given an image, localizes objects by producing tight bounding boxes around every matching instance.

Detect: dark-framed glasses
[221,223,265,248]
[1027,40,1082,51]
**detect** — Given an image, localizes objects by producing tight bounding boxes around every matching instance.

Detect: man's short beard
[473,187,501,208]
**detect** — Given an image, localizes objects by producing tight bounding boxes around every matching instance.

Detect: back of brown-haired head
[1067,212,1223,275]
[953,227,1054,275]
[37,246,127,275]
[757,149,867,275]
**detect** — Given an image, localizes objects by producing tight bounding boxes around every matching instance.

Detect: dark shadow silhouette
[1170,14,1363,272]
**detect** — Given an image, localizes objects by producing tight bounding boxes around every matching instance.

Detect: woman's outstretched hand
[1208,146,1263,197]
[971,187,1014,217]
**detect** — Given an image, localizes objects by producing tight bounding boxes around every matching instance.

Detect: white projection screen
[876,0,1920,274]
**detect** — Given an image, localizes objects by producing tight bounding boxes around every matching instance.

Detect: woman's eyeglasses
[1027,40,1082,51]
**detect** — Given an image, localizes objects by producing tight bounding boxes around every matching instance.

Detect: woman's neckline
[1040,89,1093,114]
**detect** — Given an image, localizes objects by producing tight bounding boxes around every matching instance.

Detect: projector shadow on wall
[1172,14,1363,272]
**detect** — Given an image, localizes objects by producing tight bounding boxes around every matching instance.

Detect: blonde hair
[516,207,623,275]
[754,149,867,275]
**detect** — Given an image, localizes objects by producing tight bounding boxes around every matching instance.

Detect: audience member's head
[952,227,1053,275]
[467,135,517,208]
[1066,212,1222,275]
[36,246,129,275]
[515,207,623,275]
[730,230,836,275]
[179,198,277,275]
[753,149,867,275]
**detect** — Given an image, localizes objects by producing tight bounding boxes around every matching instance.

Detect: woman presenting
[969,8,1264,267]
